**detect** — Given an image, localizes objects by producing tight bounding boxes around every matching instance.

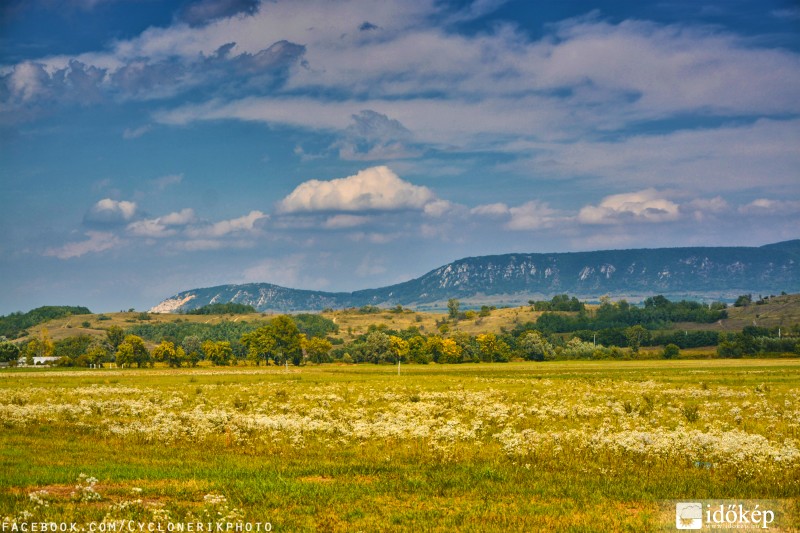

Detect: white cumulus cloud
[578,189,681,225]
[84,198,138,225]
[278,166,436,213]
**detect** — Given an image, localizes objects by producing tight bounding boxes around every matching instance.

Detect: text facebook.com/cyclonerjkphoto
[0,522,273,533]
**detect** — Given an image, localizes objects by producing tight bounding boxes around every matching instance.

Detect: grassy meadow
[1,360,799,531]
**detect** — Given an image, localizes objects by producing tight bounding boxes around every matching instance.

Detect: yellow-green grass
[1,360,798,531]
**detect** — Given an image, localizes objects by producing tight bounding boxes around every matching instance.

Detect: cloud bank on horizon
[1,0,798,313]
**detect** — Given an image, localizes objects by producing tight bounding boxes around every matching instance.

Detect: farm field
[1,360,799,531]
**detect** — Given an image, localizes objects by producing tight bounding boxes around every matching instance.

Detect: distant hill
[151,240,800,313]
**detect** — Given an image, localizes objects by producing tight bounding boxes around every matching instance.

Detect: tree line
[1,294,798,367]
[0,306,92,339]
[4,320,797,369]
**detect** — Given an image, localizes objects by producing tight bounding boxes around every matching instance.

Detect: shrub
[662,344,680,359]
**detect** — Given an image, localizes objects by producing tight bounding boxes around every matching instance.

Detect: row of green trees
[0,323,743,368]
[716,326,800,358]
[0,306,92,339]
[529,294,585,312]
[185,303,257,315]
[328,324,699,363]
[4,294,799,367]
[529,295,727,334]
[126,313,338,347]
[5,318,634,368]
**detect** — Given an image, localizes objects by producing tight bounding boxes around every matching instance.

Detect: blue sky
[1,0,799,314]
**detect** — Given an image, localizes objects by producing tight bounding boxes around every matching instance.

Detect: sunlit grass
[1,360,798,530]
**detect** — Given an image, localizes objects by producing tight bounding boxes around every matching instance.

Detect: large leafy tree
[181,335,203,366]
[364,331,392,363]
[303,336,333,364]
[241,327,276,366]
[152,340,186,367]
[438,338,463,364]
[116,334,150,367]
[106,325,125,350]
[518,331,555,361]
[0,337,20,365]
[388,335,409,364]
[271,315,303,366]
[423,335,445,363]
[202,340,234,366]
[476,333,510,362]
[241,315,303,366]
[624,325,649,354]
[85,342,109,366]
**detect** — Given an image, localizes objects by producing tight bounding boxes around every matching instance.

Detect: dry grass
[322,306,540,340]
[21,305,544,344]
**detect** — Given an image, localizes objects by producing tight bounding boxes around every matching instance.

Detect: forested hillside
[0,306,92,339]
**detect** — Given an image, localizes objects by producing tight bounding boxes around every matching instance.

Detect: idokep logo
[676,502,703,530]
[674,501,778,530]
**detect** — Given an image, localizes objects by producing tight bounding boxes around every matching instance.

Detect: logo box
[676,502,703,530]
[665,500,784,531]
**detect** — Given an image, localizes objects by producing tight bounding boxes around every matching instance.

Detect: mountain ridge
[151,240,800,313]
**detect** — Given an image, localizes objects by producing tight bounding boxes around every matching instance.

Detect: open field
[1,360,799,531]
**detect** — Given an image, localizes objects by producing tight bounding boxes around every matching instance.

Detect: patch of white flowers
[73,474,101,502]
[2,378,798,477]
[27,491,49,508]
[192,494,244,524]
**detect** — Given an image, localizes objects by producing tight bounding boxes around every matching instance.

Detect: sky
[1,0,799,314]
